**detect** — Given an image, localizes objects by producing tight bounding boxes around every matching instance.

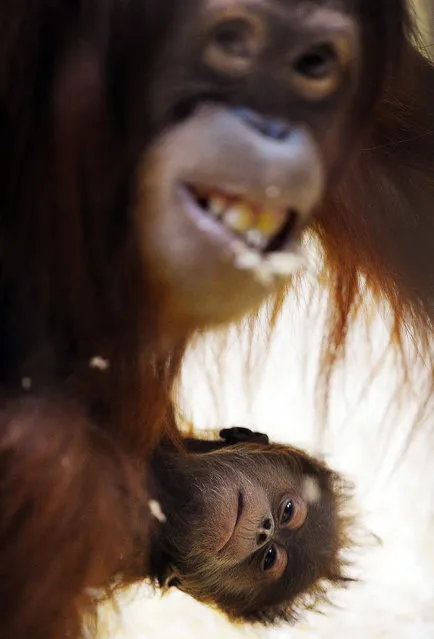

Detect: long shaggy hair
[0,1,432,638]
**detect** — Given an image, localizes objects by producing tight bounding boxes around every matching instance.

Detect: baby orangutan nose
[256,517,274,547]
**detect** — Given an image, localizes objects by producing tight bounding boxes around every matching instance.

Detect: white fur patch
[302,476,321,504]
[148,499,167,523]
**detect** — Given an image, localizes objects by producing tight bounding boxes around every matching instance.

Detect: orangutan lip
[181,183,298,254]
[235,491,244,526]
[218,491,244,553]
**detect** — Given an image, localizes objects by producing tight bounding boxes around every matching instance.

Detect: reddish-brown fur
[311,35,434,420]
[0,1,432,638]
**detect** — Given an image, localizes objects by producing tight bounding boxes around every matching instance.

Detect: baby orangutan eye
[280,496,307,530]
[263,545,277,571]
[281,499,294,524]
[261,544,287,578]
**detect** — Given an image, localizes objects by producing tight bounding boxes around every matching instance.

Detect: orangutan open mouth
[182,183,304,287]
[186,185,299,253]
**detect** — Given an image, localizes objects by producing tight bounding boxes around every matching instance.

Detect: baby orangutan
[147,427,352,624]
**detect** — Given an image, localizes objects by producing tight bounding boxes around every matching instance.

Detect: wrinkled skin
[148,435,351,624]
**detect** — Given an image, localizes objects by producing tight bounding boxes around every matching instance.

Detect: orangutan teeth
[220,203,287,241]
[208,196,226,217]
[256,208,288,238]
[223,204,255,233]
[245,229,268,250]
[188,184,298,253]
[234,248,262,271]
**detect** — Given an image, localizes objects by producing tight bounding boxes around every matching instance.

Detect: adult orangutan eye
[281,499,294,524]
[204,12,264,76]
[262,545,277,571]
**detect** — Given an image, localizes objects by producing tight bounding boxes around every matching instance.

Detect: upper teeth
[209,196,226,217]
[203,192,287,249]
[246,229,267,250]
[224,204,255,233]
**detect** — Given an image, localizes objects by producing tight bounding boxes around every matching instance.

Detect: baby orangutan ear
[166,575,181,589]
[219,426,269,446]
[159,564,181,589]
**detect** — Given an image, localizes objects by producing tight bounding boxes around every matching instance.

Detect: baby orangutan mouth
[217,489,245,552]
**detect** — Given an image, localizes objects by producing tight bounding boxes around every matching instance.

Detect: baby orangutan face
[149,440,352,624]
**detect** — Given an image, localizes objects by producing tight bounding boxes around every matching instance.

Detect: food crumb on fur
[265,251,306,276]
[89,356,110,371]
[266,185,281,198]
[21,377,32,391]
[233,244,306,288]
[149,499,167,523]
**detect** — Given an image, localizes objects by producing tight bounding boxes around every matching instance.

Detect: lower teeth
[245,229,267,250]
[231,242,306,287]
[234,249,262,271]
